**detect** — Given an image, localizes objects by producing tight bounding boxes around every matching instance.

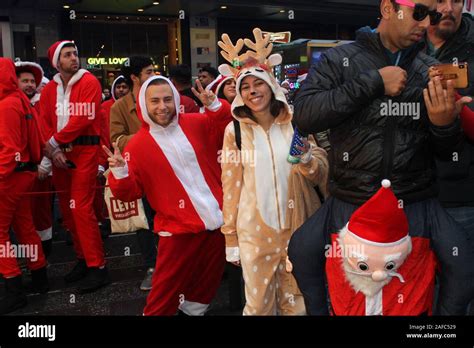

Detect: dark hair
[217,79,234,101]
[199,66,219,79]
[234,94,286,123]
[114,76,129,88]
[147,78,172,88]
[390,0,400,11]
[169,64,192,86]
[122,56,153,87]
[16,69,34,79]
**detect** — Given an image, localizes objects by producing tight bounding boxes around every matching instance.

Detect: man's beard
[435,27,456,41]
[25,90,36,99]
[435,15,457,41]
[342,259,390,297]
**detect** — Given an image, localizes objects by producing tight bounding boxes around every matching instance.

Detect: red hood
[0,58,19,100]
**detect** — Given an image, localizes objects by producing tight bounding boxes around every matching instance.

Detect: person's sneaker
[64,259,88,283]
[140,268,155,291]
[78,267,110,294]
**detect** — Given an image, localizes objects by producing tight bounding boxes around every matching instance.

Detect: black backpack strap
[233,119,241,151]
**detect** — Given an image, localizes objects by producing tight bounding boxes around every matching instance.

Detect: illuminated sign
[87,57,130,66]
[262,31,291,44]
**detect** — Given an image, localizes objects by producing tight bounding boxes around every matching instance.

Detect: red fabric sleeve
[108,163,144,203]
[203,98,233,146]
[0,98,22,179]
[455,93,474,141]
[39,86,55,140]
[180,95,200,114]
[460,105,474,141]
[54,75,102,144]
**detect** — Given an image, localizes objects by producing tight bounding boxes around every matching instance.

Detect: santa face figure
[338,225,412,298]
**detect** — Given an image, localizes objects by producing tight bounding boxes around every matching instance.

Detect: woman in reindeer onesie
[219,28,329,315]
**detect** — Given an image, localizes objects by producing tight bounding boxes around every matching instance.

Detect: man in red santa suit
[105,75,232,315]
[0,58,49,314]
[325,180,436,315]
[41,41,109,293]
[15,61,54,258]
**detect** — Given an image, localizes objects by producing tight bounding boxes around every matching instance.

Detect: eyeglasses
[395,0,442,25]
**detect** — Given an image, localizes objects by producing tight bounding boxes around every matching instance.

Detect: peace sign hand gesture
[102,142,126,168]
[191,79,217,107]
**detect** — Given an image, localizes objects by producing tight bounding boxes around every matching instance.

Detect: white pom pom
[381,179,391,188]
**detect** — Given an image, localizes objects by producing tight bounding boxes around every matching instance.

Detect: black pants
[136,196,158,269]
[288,196,474,315]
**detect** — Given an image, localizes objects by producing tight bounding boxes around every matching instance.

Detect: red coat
[181,95,200,114]
[40,69,102,145]
[0,58,43,180]
[460,104,474,141]
[326,233,437,315]
[108,77,232,234]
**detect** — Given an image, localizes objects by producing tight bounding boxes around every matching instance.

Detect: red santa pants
[0,172,47,278]
[143,229,225,316]
[31,176,53,241]
[53,146,105,268]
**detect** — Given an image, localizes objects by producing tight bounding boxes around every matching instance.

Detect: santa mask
[339,179,412,297]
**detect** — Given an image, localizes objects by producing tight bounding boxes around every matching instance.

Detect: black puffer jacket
[432,14,474,98]
[428,14,474,208]
[294,27,463,205]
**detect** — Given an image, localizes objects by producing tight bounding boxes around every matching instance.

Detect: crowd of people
[0,0,473,316]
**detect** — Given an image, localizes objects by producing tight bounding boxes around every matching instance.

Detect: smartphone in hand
[288,127,306,164]
[433,62,469,89]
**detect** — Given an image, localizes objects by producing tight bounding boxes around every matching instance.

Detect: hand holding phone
[431,62,469,89]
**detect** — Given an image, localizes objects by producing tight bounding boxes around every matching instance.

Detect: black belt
[60,135,100,149]
[15,162,38,172]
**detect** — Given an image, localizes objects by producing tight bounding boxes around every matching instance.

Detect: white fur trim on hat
[111,75,126,101]
[52,41,76,69]
[14,61,44,86]
[215,76,234,96]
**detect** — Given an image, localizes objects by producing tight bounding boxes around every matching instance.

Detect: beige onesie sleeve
[221,122,244,249]
[294,135,329,187]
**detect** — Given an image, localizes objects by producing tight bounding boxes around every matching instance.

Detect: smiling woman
[219,28,329,316]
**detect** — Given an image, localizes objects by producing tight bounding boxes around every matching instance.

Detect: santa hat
[215,75,234,96]
[205,74,225,94]
[347,179,409,245]
[47,40,77,69]
[14,61,44,86]
[217,28,291,119]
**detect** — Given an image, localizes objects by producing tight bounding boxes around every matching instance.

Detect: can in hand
[288,127,305,164]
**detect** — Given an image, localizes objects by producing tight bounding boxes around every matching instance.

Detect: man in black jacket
[288,0,474,315]
[427,0,474,314]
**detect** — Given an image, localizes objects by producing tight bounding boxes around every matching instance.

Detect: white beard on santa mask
[341,258,390,297]
[337,228,391,298]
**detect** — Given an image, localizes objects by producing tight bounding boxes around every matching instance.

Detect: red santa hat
[14,61,44,86]
[47,40,77,69]
[205,74,225,94]
[215,75,234,96]
[347,179,409,245]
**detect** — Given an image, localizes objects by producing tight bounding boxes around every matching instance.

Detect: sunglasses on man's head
[395,0,442,25]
